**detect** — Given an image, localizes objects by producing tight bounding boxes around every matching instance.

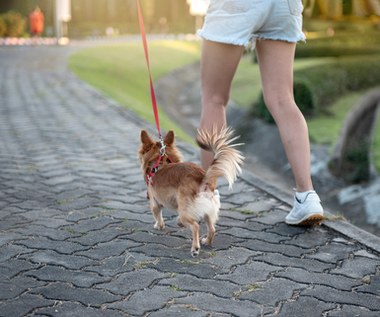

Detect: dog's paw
[154,222,165,230]
[201,236,211,246]
[191,247,200,257]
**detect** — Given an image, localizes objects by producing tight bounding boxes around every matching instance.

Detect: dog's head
[138,130,182,176]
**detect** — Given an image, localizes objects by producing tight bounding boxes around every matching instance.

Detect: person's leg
[256,39,323,226]
[200,40,244,169]
[255,40,313,192]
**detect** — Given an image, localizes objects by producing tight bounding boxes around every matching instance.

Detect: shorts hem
[254,34,306,44]
[197,30,250,47]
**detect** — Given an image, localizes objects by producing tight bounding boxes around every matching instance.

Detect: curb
[241,171,380,254]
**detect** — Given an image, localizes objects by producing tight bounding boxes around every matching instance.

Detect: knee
[262,93,299,119]
[203,92,230,109]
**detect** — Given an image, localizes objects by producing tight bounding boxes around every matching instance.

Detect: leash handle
[136,0,161,138]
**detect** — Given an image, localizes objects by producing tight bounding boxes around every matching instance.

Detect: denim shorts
[197,0,306,48]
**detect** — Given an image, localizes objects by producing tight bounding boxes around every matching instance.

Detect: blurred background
[0,0,379,38]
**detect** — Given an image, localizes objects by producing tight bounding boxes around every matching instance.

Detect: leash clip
[159,137,166,156]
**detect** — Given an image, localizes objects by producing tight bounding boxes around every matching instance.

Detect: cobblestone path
[0,45,379,317]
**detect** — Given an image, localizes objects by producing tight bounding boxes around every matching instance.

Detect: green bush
[0,16,6,37]
[296,31,380,58]
[255,56,380,123]
[2,11,25,37]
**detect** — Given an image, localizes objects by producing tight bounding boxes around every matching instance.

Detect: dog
[138,127,244,256]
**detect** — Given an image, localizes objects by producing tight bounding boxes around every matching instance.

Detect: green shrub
[296,31,380,59]
[255,56,380,122]
[3,11,25,37]
[0,16,6,37]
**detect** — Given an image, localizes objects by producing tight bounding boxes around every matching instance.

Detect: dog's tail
[196,127,244,191]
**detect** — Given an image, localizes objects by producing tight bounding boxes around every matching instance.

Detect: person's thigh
[201,40,244,104]
[255,40,296,108]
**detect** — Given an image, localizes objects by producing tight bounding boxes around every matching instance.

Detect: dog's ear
[140,130,153,146]
[164,130,175,145]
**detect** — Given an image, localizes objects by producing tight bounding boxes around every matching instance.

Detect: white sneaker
[286,191,324,226]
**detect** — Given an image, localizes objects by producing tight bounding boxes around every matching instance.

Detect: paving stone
[0,275,47,300]
[237,239,307,257]
[131,243,198,260]
[276,267,361,291]
[25,265,110,287]
[75,239,140,260]
[248,210,286,225]
[108,286,188,315]
[302,285,380,310]
[278,295,336,317]
[44,175,78,186]
[286,227,335,249]
[96,269,169,296]
[62,216,121,233]
[216,260,283,285]
[0,293,55,317]
[331,256,379,278]
[31,282,122,307]
[200,247,261,273]
[147,305,208,317]
[217,216,271,232]
[68,227,125,246]
[327,305,380,316]
[222,227,290,243]
[15,236,90,254]
[32,301,127,317]
[305,241,359,263]
[159,274,240,297]
[354,249,380,260]
[0,243,34,262]
[0,258,40,279]
[26,250,96,270]
[254,253,335,273]
[176,292,263,317]
[238,277,308,306]
[127,231,188,248]
[356,275,380,295]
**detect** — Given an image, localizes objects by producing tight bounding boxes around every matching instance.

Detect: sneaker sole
[287,214,324,227]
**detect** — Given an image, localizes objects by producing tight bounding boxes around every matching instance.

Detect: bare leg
[200,40,244,169]
[255,40,313,192]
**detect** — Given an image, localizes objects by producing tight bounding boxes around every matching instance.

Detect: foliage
[255,56,380,123]
[1,11,26,37]
[0,15,6,37]
[296,31,380,58]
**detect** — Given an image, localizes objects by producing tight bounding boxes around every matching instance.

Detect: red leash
[136,0,162,139]
[136,0,174,194]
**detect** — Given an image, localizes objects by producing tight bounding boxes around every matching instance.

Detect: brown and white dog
[138,127,244,256]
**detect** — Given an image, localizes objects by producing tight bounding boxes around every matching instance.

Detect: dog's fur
[138,127,244,256]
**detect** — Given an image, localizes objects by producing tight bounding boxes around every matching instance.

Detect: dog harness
[145,139,173,191]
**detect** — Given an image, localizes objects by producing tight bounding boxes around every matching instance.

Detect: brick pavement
[0,44,379,317]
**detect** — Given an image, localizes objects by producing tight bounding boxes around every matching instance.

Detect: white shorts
[197,0,306,48]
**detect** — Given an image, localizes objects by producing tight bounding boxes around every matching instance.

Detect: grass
[372,110,380,172]
[231,54,336,109]
[307,92,362,145]
[69,40,201,144]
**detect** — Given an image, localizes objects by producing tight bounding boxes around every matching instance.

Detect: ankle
[295,190,317,203]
